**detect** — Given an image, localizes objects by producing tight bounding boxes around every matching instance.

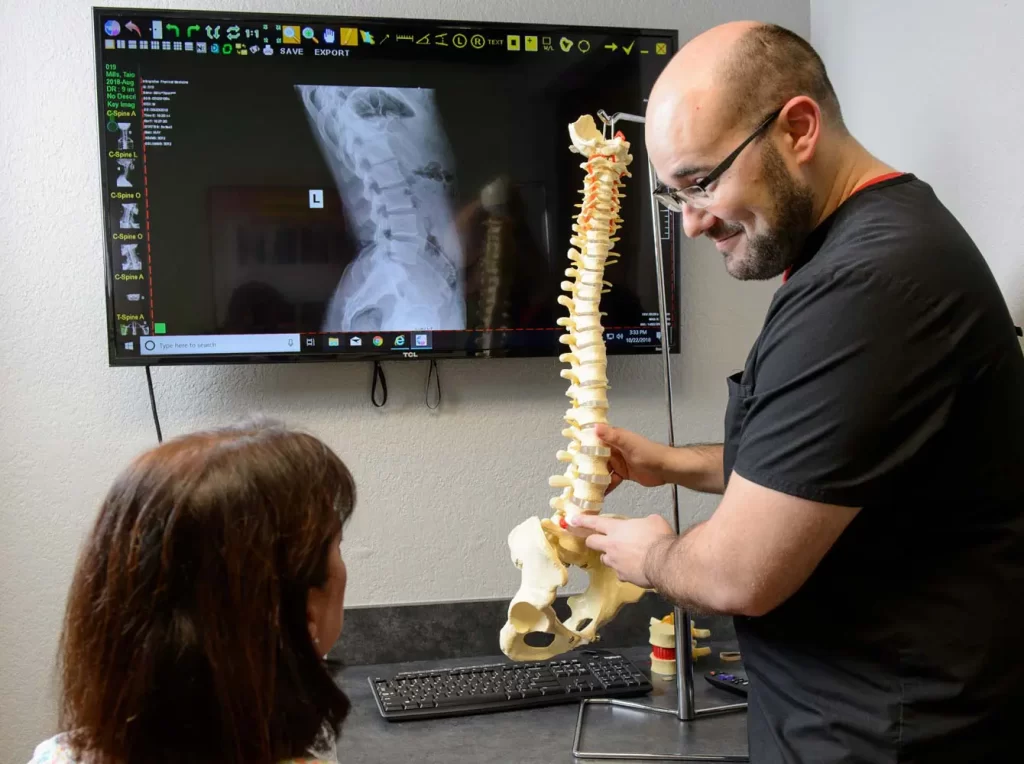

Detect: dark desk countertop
[333,646,749,763]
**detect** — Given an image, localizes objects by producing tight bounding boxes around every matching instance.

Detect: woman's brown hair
[58,421,354,764]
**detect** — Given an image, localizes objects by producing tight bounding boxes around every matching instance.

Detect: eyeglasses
[653,108,783,211]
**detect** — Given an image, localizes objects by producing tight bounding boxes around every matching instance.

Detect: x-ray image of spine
[116,123,134,151]
[116,158,134,188]
[120,243,142,271]
[296,85,466,332]
[120,202,140,229]
[478,177,512,350]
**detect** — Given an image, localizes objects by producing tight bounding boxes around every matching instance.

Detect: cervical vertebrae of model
[500,116,644,662]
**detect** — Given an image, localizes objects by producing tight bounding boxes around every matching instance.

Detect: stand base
[572,697,749,761]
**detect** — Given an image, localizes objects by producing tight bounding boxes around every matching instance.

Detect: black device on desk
[369,649,652,721]
[705,668,749,697]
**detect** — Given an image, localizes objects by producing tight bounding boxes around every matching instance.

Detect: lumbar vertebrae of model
[500,115,643,662]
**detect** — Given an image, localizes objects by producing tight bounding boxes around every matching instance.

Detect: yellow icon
[577,39,591,53]
[453,32,468,48]
[524,35,538,52]
[340,27,360,46]
[623,40,635,55]
[542,36,553,51]
[507,34,520,51]
[559,36,573,52]
[434,32,448,46]
[282,25,301,44]
[470,33,485,49]
[655,42,668,55]
[416,33,430,44]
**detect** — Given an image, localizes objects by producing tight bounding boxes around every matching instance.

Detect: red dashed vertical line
[138,75,155,324]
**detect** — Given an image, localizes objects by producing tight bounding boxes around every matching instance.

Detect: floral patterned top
[28,733,337,763]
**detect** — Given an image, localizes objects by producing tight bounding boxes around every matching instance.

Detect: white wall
[0,0,805,757]
[811,0,1024,320]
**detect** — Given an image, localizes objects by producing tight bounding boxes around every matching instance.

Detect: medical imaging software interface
[96,11,678,363]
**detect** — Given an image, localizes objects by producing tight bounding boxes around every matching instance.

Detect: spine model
[499,116,640,662]
[549,116,632,525]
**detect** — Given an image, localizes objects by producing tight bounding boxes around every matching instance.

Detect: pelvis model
[500,115,644,661]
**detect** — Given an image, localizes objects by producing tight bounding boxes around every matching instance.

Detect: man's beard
[716,141,815,281]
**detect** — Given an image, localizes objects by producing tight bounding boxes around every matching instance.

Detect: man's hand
[569,513,675,588]
[595,424,670,494]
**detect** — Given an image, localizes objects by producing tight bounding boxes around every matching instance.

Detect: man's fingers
[606,472,624,494]
[569,513,620,535]
[585,533,610,553]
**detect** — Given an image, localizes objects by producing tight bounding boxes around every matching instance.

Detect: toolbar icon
[394,335,406,347]
[104,39,114,49]
[249,44,260,54]
[324,28,336,44]
[542,36,554,51]
[196,41,207,53]
[525,35,538,51]
[328,337,340,348]
[187,25,200,38]
[210,43,219,54]
[470,33,485,49]
[165,23,180,38]
[434,32,448,46]
[227,25,241,41]
[282,25,301,44]
[578,39,591,53]
[152,20,162,39]
[340,27,359,45]
[361,30,375,44]
[655,42,668,55]
[350,336,363,346]
[263,44,273,55]
[125,21,141,37]
[416,33,430,45]
[103,20,120,36]
[205,25,220,40]
[559,36,573,52]
[302,27,319,43]
[372,335,384,347]
[507,34,520,51]
[452,33,467,48]
[221,43,233,54]
[623,40,635,54]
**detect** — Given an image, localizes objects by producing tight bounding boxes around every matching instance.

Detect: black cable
[371,360,388,407]
[426,359,441,410]
[144,365,163,443]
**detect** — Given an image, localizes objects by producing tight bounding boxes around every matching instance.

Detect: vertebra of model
[296,85,465,332]
[500,115,643,662]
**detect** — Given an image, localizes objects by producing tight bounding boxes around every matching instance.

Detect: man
[571,21,1024,763]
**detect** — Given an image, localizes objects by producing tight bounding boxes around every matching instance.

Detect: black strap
[426,359,441,410]
[371,360,388,408]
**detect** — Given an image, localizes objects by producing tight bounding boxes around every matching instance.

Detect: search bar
[139,334,301,356]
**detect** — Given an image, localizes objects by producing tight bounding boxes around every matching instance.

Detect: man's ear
[778,96,821,165]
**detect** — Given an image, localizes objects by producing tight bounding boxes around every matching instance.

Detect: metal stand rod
[569,110,747,762]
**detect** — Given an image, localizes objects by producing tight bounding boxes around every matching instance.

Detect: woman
[29,421,355,764]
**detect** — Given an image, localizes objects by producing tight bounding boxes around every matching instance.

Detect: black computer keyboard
[369,649,653,721]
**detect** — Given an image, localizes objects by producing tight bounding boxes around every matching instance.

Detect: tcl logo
[402,352,419,358]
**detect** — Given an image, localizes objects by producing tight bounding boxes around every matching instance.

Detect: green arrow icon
[604,42,618,51]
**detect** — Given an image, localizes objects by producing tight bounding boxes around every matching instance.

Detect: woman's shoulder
[27,734,76,763]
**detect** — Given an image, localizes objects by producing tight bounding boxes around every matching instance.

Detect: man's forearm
[642,523,733,614]
[661,444,725,495]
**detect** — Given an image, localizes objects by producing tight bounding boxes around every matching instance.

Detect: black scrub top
[723,175,1024,763]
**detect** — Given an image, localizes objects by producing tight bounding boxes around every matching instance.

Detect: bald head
[646,22,844,179]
